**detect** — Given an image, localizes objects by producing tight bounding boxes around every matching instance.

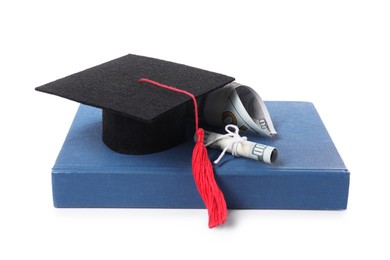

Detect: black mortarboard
[36,54,235,154]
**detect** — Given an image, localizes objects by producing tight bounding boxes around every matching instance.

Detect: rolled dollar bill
[202,130,278,164]
[203,82,277,137]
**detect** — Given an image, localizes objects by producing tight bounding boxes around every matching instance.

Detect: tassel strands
[193,128,227,228]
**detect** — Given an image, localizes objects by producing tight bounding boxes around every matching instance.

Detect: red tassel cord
[138,78,227,228]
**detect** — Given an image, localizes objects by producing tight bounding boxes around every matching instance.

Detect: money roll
[203,130,278,164]
[203,82,277,137]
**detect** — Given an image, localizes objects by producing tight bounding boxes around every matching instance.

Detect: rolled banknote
[200,128,278,164]
[203,82,277,137]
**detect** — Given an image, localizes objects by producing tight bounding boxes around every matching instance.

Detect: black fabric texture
[102,105,187,154]
[35,54,234,122]
[35,54,235,154]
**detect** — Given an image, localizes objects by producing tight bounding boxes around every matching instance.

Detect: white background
[1,1,389,259]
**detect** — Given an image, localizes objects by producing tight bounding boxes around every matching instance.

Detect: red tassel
[138,78,228,228]
[193,128,227,228]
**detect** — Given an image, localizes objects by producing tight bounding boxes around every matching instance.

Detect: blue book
[52,101,349,209]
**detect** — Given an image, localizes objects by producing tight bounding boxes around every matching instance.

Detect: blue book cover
[52,101,349,209]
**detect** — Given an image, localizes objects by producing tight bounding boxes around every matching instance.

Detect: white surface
[1,1,389,259]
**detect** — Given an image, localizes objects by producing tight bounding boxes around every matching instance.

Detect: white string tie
[205,124,247,164]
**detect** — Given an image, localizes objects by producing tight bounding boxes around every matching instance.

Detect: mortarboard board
[36,54,235,154]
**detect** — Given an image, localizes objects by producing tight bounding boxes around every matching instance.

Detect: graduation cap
[36,54,234,228]
[36,54,234,154]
